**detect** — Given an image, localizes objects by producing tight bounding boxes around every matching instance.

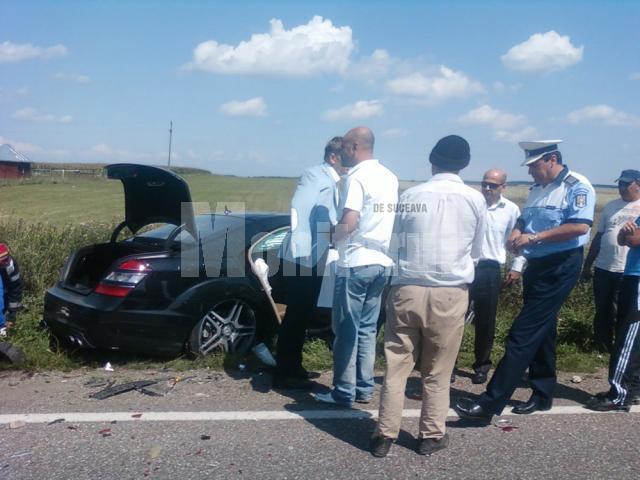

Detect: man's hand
[507,230,523,254]
[503,270,521,287]
[580,268,593,282]
[511,233,536,254]
[617,221,638,246]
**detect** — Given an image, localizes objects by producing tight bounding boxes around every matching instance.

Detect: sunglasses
[481,182,504,190]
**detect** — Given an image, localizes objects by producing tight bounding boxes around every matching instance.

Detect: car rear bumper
[44,285,194,356]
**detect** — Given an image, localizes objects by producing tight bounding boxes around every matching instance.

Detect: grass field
[0,173,621,372]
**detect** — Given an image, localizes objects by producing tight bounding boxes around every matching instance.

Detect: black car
[44,164,331,357]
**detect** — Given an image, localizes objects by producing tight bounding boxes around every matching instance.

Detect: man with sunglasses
[464,169,526,385]
[582,170,640,354]
[456,139,595,419]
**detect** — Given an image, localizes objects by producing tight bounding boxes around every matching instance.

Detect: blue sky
[1,0,639,183]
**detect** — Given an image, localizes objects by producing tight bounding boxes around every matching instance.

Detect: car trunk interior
[61,242,163,294]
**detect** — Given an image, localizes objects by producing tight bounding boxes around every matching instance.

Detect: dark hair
[324,136,343,162]
[544,151,562,164]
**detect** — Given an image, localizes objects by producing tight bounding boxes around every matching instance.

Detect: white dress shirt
[336,159,398,268]
[481,196,526,272]
[391,173,487,287]
[594,197,640,273]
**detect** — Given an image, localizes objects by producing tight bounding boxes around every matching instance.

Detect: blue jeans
[331,265,389,404]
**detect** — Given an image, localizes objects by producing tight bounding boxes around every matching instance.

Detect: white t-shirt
[594,197,640,273]
[337,159,398,268]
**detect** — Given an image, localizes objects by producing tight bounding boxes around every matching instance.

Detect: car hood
[106,163,196,237]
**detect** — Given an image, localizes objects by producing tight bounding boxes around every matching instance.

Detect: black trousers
[592,267,624,354]
[275,260,323,376]
[479,248,583,414]
[606,275,640,405]
[470,260,502,374]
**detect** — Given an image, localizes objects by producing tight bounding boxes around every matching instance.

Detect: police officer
[456,140,595,419]
[0,243,24,335]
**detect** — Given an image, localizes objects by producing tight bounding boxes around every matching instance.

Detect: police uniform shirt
[481,195,526,272]
[519,165,595,259]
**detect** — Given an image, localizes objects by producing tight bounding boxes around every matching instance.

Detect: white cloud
[387,66,484,102]
[219,97,268,117]
[457,105,538,142]
[501,31,583,74]
[381,128,409,139]
[322,100,383,121]
[0,41,67,63]
[492,81,522,93]
[630,72,640,81]
[54,72,91,84]
[348,49,393,78]
[0,86,28,102]
[13,107,72,124]
[187,16,353,76]
[567,104,640,127]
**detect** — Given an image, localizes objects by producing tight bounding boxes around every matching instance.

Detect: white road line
[1,405,639,424]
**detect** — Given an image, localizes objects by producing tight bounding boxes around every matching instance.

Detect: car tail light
[95,259,152,297]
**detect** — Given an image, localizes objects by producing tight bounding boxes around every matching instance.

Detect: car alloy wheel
[191,299,257,355]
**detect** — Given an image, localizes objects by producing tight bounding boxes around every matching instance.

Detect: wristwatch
[529,233,541,244]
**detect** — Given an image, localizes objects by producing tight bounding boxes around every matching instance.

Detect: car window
[251,227,289,255]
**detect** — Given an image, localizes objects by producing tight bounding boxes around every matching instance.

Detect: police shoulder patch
[564,174,579,186]
[574,192,587,208]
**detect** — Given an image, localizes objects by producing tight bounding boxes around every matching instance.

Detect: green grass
[0,175,619,372]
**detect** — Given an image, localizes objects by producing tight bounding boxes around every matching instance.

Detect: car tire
[189,298,258,356]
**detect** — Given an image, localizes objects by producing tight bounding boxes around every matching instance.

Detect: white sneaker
[252,343,276,367]
[0,327,7,337]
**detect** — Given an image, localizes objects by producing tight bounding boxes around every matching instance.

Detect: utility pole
[167,120,173,167]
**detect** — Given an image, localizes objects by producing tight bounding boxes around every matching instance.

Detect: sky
[1,0,639,184]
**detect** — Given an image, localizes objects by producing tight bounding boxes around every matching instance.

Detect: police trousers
[479,247,583,414]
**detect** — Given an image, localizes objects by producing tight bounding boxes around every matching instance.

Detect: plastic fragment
[104,362,114,372]
[131,413,143,418]
[98,428,112,437]
[9,421,25,429]
[200,435,211,440]
[47,418,65,426]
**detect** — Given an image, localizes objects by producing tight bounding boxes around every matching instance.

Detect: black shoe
[454,398,493,421]
[512,396,552,415]
[272,375,313,390]
[450,371,456,384]
[370,435,393,458]
[453,398,493,422]
[417,433,449,456]
[585,396,630,412]
[290,368,321,380]
[471,371,487,384]
[355,396,373,404]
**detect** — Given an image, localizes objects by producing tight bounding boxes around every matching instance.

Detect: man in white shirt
[582,169,640,353]
[370,135,486,458]
[466,169,525,385]
[314,126,398,408]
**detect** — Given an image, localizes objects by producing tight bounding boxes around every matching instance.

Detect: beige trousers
[377,284,468,439]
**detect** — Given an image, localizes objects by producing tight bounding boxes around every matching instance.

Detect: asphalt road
[1,367,639,479]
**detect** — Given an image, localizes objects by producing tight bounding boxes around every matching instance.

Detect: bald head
[481,168,507,205]
[341,126,375,167]
[483,168,507,184]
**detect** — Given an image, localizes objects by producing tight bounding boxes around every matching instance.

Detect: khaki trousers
[377,284,467,439]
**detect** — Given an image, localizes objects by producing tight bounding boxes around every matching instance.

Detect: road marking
[1,405,639,424]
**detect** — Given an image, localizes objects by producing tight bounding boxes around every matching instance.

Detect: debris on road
[47,418,65,426]
[90,380,158,400]
[84,377,115,388]
[148,446,162,459]
[104,362,114,372]
[571,375,583,384]
[132,413,143,418]
[494,419,519,432]
[67,425,78,430]
[9,421,25,429]
[9,451,32,459]
[200,435,211,440]
[98,428,112,437]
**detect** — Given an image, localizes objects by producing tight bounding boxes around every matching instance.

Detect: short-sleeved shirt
[624,216,640,276]
[482,196,526,272]
[595,198,640,273]
[337,159,398,268]
[518,166,595,259]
